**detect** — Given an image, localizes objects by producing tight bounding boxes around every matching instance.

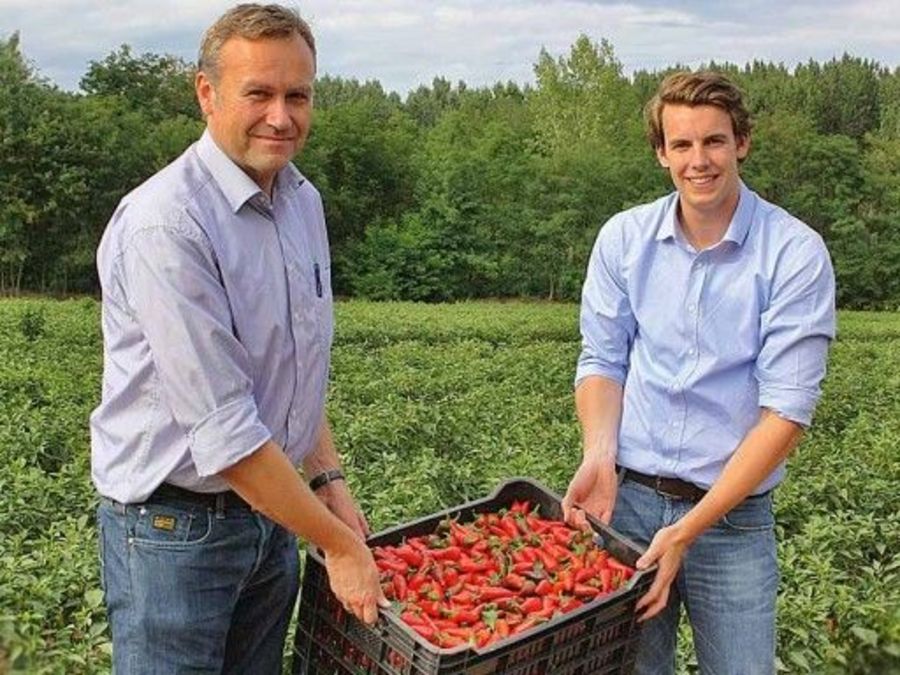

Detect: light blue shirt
[576,182,835,493]
[90,130,333,503]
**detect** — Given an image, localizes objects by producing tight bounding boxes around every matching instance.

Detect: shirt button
[688,303,696,313]
[688,348,696,355]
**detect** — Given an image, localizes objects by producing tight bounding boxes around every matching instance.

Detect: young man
[562,71,835,674]
[91,5,386,672]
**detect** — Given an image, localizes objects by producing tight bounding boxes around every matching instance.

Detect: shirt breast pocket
[310,260,333,347]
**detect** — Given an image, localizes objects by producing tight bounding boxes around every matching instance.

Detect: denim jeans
[97,491,299,674]
[612,477,778,675]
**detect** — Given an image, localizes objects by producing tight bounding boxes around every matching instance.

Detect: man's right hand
[324,539,389,625]
[562,454,619,527]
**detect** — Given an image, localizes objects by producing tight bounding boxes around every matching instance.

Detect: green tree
[0,32,42,292]
[80,45,197,121]
[300,94,419,294]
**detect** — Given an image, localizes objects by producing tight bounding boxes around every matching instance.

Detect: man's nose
[266,98,291,130]
[689,144,709,168]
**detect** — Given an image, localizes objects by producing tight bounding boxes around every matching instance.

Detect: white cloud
[2,0,898,94]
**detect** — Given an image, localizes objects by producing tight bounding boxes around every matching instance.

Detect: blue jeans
[97,492,299,674]
[612,477,778,675]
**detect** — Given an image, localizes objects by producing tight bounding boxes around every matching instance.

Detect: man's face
[655,104,749,225]
[196,34,315,193]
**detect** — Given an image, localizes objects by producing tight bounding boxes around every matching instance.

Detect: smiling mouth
[686,175,717,186]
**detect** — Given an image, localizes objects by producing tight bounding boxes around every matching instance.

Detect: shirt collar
[721,181,755,247]
[196,130,306,213]
[656,180,756,248]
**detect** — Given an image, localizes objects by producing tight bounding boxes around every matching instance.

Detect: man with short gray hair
[91,4,387,671]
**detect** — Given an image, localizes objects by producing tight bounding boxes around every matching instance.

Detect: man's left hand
[315,481,370,540]
[634,523,689,621]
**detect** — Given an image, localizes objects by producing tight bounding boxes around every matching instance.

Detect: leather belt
[150,483,251,510]
[620,467,708,502]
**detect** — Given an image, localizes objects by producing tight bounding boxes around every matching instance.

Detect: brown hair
[644,70,751,150]
[198,3,316,82]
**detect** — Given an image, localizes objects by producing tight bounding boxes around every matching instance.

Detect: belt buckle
[654,476,683,500]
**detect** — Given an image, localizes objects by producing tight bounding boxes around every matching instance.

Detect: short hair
[644,71,752,150]
[198,3,316,82]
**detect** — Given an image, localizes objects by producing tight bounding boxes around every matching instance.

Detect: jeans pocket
[721,494,775,532]
[129,502,213,549]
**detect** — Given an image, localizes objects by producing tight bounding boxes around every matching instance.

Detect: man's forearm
[220,439,359,556]
[302,417,342,478]
[673,409,803,546]
[576,375,624,464]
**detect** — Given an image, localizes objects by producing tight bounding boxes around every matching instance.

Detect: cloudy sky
[3,0,899,94]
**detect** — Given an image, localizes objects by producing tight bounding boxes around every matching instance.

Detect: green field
[0,299,898,673]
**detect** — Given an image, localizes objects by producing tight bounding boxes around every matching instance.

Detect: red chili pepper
[443,607,480,625]
[475,628,492,647]
[536,548,559,572]
[599,567,612,593]
[525,515,551,534]
[534,579,554,596]
[512,617,542,635]
[394,544,424,568]
[502,573,526,591]
[560,597,583,612]
[401,610,426,626]
[607,557,635,580]
[520,596,542,614]
[411,623,435,640]
[430,546,463,562]
[574,583,601,599]
[551,527,573,547]
[393,574,408,601]
[376,557,409,575]
[557,569,575,593]
[478,586,516,601]
[495,618,510,638]
[575,567,596,584]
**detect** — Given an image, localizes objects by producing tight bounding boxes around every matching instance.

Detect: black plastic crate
[292,477,655,675]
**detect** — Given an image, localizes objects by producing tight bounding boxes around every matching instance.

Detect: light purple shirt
[91,130,333,503]
[576,182,835,492]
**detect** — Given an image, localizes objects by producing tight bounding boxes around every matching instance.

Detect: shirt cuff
[758,384,818,427]
[188,396,273,477]
[574,362,627,389]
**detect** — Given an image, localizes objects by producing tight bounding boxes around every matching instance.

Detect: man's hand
[324,539,389,625]
[562,454,618,527]
[315,480,370,540]
[634,523,689,621]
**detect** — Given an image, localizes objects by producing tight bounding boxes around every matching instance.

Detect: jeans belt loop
[654,475,681,500]
[215,493,226,520]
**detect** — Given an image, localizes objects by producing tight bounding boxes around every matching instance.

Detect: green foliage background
[2,34,900,307]
[0,299,897,673]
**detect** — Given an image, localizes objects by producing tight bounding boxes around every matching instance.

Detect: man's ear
[195,71,215,117]
[656,145,670,169]
[736,134,751,161]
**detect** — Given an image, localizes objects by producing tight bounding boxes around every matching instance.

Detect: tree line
[2,33,899,307]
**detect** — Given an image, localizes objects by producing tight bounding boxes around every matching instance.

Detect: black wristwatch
[308,469,345,492]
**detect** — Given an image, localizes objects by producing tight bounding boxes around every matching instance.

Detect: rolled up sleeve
[756,234,836,426]
[576,217,636,388]
[120,220,272,476]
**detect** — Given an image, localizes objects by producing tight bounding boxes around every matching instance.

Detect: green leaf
[849,626,879,646]
[787,651,811,672]
[84,588,104,608]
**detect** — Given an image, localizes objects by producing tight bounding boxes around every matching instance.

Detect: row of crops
[0,299,897,672]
